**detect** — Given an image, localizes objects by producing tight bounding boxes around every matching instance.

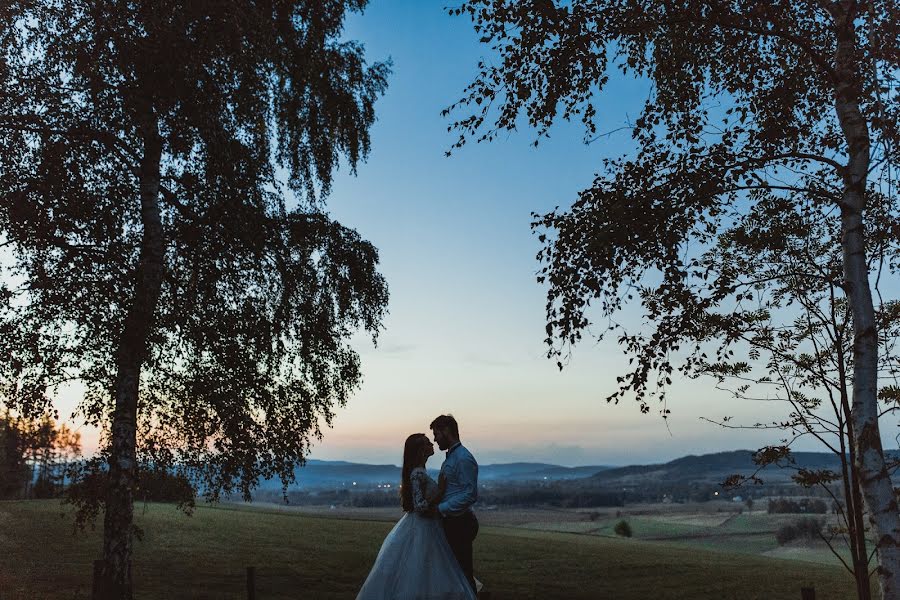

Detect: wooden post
[91,559,103,600]
[801,587,815,600]
[246,566,256,600]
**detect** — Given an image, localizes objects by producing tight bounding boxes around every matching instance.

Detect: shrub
[775,517,824,545]
[775,523,798,545]
[767,497,828,514]
[614,520,632,537]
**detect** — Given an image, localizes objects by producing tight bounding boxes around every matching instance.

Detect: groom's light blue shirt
[438,442,478,517]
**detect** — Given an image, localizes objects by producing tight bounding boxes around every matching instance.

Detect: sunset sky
[48,0,899,468]
[291,0,871,467]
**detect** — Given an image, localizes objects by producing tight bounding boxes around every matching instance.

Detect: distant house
[732,495,743,502]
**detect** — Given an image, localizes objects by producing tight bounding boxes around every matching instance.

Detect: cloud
[377,342,418,356]
[462,352,513,367]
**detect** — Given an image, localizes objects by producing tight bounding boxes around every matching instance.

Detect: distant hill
[256,449,882,492]
[586,450,867,488]
[258,461,404,490]
[480,463,611,481]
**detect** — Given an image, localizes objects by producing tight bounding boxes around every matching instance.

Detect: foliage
[614,519,633,537]
[1,2,389,595]
[447,1,899,596]
[0,411,81,499]
[66,463,196,531]
[0,0,389,504]
[775,517,825,546]
[446,0,898,411]
[768,497,829,515]
[0,411,30,498]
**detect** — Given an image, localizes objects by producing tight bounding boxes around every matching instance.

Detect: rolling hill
[257,449,879,493]
[586,450,863,488]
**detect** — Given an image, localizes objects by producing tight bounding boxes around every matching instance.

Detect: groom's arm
[437,456,478,516]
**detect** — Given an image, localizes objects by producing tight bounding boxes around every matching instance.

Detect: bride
[356,433,477,600]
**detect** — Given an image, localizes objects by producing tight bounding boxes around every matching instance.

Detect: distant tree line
[255,480,846,510]
[65,466,196,529]
[0,410,198,512]
[569,479,827,504]
[477,484,623,508]
[768,497,829,515]
[0,411,80,499]
[261,482,626,509]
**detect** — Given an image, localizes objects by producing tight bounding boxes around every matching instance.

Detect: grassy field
[1,500,860,600]
[470,503,856,565]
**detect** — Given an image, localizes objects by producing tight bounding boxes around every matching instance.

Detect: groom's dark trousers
[443,511,479,593]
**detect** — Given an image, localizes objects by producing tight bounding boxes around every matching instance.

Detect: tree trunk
[849,441,873,599]
[98,107,163,600]
[833,7,900,598]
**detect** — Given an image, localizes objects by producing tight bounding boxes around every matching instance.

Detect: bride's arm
[411,471,432,513]
[425,472,447,504]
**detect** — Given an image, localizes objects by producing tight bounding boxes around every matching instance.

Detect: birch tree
[446,0,900,595]
[0,2,389,598]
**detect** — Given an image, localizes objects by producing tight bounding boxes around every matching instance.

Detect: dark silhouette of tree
[0,411,30,499]
[703,252,900,597]
[0,2,389,598]
[683,200,899,596]
[29,414,81,498]
[0,412,81,499]
[446,1,898,597]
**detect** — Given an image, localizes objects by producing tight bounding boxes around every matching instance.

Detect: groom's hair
[430,414,459,438]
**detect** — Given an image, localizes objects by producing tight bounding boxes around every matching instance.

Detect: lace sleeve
[409,468,434,513]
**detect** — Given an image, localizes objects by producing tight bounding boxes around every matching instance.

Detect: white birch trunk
[99,104,164,600]
[832,5,900,597]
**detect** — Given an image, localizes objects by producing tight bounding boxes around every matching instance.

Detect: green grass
[515,511,854,566]
[1,500,859,600]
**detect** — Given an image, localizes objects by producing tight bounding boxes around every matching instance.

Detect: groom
[430,414,479,593]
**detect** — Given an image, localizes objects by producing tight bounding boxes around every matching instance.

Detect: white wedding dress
[356,467,477,600]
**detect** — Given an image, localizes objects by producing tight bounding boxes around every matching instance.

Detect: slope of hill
[480,463,611,481]
[587,450,857,488]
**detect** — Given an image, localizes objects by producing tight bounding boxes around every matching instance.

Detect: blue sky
[46,1,899,468]
[300,0,832,466]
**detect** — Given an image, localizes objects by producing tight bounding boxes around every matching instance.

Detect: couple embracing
[357,415,481,600]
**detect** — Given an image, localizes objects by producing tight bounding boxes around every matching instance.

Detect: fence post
[800,587,815,600]
[91,560,103,600]
[246,566,256,600]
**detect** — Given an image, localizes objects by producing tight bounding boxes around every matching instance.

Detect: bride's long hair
[400,433,429,512]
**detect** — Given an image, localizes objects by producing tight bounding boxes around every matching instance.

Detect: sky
[287,0,853,467]
[42,0,900,468]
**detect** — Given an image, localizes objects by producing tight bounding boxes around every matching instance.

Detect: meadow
[1,500,862,599]
[481,502,850,564]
